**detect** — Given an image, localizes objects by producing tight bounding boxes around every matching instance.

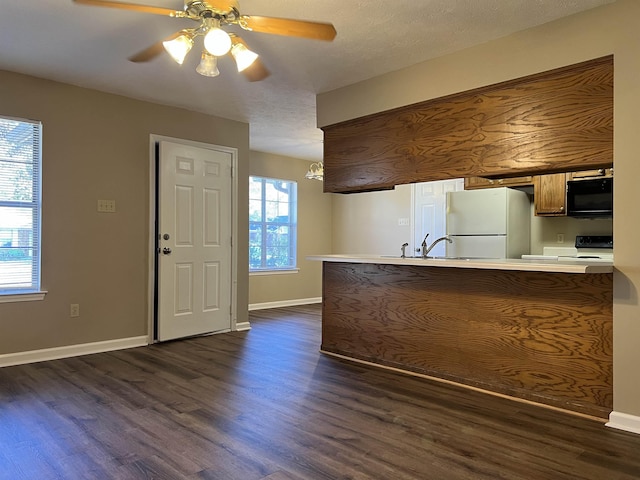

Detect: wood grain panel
[322,56,613,193]
[534,173,569,215]
[321,262,613,418]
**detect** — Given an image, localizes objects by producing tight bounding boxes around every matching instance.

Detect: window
[249,176,297,272]
[0,116,42,297]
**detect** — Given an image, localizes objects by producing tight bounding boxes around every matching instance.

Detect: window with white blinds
[0,116,42,295]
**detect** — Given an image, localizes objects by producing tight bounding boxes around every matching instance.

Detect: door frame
[147,134,239,343]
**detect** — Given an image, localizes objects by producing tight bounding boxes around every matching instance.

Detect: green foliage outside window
[249,176,297,271]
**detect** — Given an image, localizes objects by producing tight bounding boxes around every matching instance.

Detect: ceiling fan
[73,0,337,81]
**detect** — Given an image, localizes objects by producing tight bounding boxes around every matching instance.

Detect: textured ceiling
[0,0,616,161]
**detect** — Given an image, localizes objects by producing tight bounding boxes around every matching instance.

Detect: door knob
[162,247,172,255]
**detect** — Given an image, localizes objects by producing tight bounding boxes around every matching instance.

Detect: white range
[522,238,613,263]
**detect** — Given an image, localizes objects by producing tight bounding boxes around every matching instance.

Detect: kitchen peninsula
[308,255,613,419]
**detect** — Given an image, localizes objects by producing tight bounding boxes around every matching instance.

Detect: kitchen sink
[430,256,492,260]
[380,255,491,260]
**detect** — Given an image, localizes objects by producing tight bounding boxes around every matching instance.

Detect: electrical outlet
[70,304,80,317]
[556,233,565,243]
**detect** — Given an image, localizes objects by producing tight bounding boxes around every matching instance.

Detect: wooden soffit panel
[322,56,613,193]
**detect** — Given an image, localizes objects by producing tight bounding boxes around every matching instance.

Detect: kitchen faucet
[419,234,453,258]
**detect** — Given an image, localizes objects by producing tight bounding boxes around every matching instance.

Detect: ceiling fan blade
[128,42,164,63]
[241,58,270,82]
[73,0,180,16]
[128,31,182,62]
[239,16,336,41]
[206,0,240,12]
[240,58,271,82]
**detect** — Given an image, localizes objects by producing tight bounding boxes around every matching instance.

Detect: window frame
[0,115,46,303]
[249,175,298,273]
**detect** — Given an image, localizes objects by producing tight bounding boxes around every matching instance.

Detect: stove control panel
[575,235,613,249]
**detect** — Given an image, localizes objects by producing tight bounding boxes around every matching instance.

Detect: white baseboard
[606,411,640,435]
[235,322,252,331]
[248,297,322,311]
[0,336,149,368]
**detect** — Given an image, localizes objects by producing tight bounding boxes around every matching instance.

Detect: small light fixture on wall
[305,162,324,181]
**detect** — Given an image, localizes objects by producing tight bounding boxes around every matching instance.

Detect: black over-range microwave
[566,177,613,218]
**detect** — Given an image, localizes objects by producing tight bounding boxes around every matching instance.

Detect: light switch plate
[97,199,116,213]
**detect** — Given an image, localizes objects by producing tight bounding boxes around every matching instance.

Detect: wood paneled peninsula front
[308,255,613,419]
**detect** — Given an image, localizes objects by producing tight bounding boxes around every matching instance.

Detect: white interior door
[157,140,232,341]
[412,178,464,256]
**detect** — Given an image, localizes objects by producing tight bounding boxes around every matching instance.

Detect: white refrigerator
[445,187,530,258]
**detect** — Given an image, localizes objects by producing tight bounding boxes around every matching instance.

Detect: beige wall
[249,151,332,306]
[0,70,249,354]
[319,0,640,417]
[331,185,613,257]
[530,215,613,254]
[332,185,412,255]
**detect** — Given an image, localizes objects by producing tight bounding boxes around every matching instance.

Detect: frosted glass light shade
[204,28,232,56]
[196,52,220,77]
[231,43,259,72]
[305,162,324,181]
[163,34,193,65]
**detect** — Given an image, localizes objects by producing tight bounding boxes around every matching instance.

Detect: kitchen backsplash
[529,202,613,255]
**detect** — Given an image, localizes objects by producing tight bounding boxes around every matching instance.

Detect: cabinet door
[568,167,613,180]
[534,173,568,216]
[496,176,534,187]
[465,176,534,190]
[464,177,498,189]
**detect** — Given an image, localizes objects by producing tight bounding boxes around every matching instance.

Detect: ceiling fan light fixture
[231,43,259,72]
[204,27,232,56]
[163,34,193,65]
[196,51,220,77]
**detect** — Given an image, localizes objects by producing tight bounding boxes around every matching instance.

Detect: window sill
[0,291,48,304]
[250,269,300,276]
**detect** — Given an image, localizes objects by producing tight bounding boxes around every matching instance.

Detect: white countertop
[306,254,614,274]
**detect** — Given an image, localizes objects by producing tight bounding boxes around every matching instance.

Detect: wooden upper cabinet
[568,168,613,180]
[534,173,568,216]
[464,175,534,190]
[322,56,613,193]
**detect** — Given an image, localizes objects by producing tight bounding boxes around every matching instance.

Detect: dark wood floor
[1,304,640,480]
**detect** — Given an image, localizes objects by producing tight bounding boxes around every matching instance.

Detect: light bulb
[204,28,232,56]
[196,52,220,77]
[231,43,259,72]
[162,34,193,65]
